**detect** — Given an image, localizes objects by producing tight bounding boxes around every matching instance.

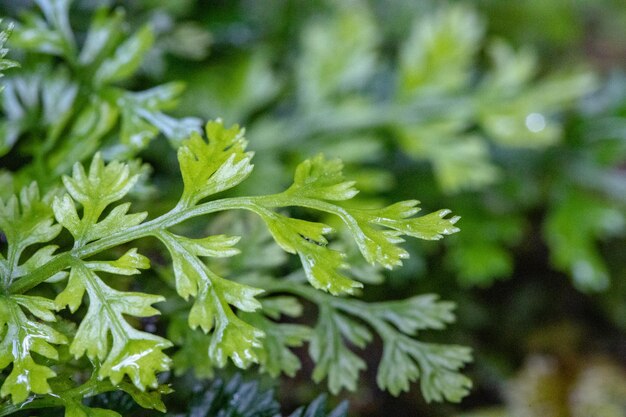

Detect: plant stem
[9,196,265,294]
[9,191,346,295]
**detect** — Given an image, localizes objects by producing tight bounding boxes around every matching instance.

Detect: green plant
[170,1,604,290]
[0,7,472,408]
[0,118,470,414]
[0,0,200,196]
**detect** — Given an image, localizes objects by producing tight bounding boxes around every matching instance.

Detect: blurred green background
[2,0,626,416]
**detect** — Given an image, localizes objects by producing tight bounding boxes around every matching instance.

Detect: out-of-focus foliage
[2,0,626,416]
[0,0,201,196]
[0,2,474,415]
[162,0,624,292]
[0,20,17,88]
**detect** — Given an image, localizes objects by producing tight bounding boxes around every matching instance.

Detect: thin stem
[0,377,115,417]
[9,191,348,295]
[9,196,264,294]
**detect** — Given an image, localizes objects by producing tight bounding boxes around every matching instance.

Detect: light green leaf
[62,153,137,210]
[95,25,154,85]
[244,312,311,377]
[53,154,145,245]
[0,183,61,253]
[260,296,303,319]
[169,234,242,258]
[368,295,456,335]
[259,210,361,295]
[398,5,483,96]
[0,295,67,403]
[1,356,57,403]
[0,21,18,80]
[208,311,265,369]
[156,230,260,306]
[55,261,170,390]
[12,294,58,321]
[178,119,253,206]
[17,245,67,283]
[78,7,125,66]
[353,202,460,240]
[117,381,172,413]
[276,155,460,270]
[10,23,66,57]
[48,97,119,178]
[84,248,150,275]
[310,306,368,394]
[0,183,61,288]
[156,230,265,370]
[377,335,472,401]
[338,201,459,269]
[99,327,172,389]
[285,154,358,201]
[107,83,201,157]
[297,5,379,106]
[82,203,147,243]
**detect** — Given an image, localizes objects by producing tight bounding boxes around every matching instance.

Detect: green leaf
[157,230,265,370]
[342,201,459,269]
[398,5,483,96]
[207,309,265,369]
[108,83,201,157]
[285,154,358,201]
[178,119,253,206]
[297,5,378,106]
[0,183,61,288]
[78,8,125,66]
[367,295,456,335]
[397,124,499,193]
[47,97,119,179]
[10,19,66,57]
[365,296,472,401]
[156,231,257,304]
[0,183,61,253]
[94,25,154,85]
[34,0,74,49]
[544,190,625,291]
[244,312,311,377]
[277,154,460,270]
[53,154,146,245]
[55,261,171,390]
[167,313,215,378]
[377,335,472,401]
[309,306,369,393]
[118,381,172,413]
[61,153,138,212]
[0,21,18,80]
[258,210,362,295]
[0,295,67,403]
